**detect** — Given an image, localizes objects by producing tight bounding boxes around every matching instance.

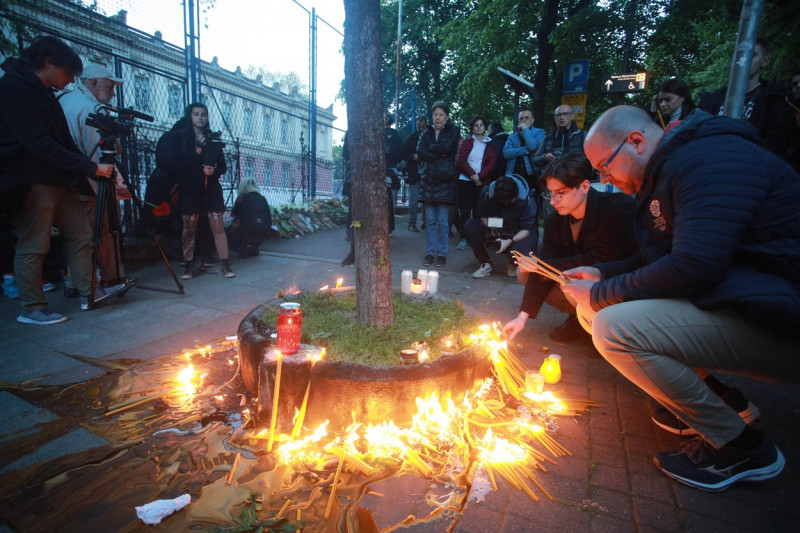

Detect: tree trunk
[343,0,394,327]
[534,0,560,123]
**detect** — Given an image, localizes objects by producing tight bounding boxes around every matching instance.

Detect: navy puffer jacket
[592,110,800,335]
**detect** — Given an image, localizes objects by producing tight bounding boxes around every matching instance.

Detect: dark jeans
[464,218,533,264]
[456,180,479,239]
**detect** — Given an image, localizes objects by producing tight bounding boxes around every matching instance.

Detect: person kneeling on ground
[465,175,537,279]
[503,153,636,343]
[562,105,800,492]
[227,178,271,258]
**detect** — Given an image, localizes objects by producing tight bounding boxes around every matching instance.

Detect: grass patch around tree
[261,292,480,366]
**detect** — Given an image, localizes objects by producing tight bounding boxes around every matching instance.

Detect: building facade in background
[1,0,337,209]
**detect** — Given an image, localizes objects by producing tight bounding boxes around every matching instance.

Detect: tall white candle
[427,271,439,295]
[417,269,428,292]
[401,270,412,294]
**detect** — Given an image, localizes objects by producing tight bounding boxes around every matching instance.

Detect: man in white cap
[60,63,129,305]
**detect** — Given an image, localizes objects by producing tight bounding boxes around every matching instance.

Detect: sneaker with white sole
[221,260,236,278]
[653,432,785,492]
[651,388,761,436]
[80,282,128,310]
[17,309,68,325]
[472,263,492,278]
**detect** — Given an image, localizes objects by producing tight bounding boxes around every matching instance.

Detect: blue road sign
[563,60,589,93]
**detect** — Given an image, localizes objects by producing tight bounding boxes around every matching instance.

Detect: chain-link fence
[1,0,346,234]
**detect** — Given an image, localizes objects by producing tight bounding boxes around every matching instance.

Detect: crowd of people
[1,37,275,324]
[376,35,800,494]
[2,34,799,496]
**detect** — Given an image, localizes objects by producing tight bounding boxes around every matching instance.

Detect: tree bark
[343,0,394,327]
[534,0,560,123]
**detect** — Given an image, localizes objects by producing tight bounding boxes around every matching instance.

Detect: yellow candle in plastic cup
[539,354,562,385]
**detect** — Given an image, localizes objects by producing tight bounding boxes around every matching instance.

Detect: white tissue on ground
[135,494,191,524]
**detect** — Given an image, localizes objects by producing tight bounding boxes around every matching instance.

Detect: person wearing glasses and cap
[531,104,585,176]
[503,152,635,343]
[562,105,800,493]
[59,63,131,299]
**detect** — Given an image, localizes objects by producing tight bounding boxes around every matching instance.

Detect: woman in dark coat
[228,178,271,257]
[417,101,460,267]
[156,102,235,279]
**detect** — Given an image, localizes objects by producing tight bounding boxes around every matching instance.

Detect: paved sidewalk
[1,221,799,532]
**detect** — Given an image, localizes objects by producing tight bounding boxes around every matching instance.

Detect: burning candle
[267,350,283,452]
[427,271,439,295]
[417,269,428,292]
[539,354,562,385]
[401,270,413,294]
[277,302,302,355]
[400,348,419,365]
[410,279,422,295]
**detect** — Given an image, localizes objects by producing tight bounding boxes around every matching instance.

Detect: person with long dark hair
[156,103,235,279]
[652,77,695,128]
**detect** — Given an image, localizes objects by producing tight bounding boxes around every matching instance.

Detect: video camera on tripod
[194,127,226,167]
[86,105,154,164]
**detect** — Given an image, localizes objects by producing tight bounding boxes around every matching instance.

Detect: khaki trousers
[577,298,800,447]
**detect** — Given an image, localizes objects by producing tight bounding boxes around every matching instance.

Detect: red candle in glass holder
[277,302,302,355]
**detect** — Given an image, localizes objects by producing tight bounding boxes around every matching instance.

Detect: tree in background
[380,0,797,131]
[344,0,394,327]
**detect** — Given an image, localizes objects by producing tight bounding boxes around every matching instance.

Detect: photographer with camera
[464,175,537,278]
[59,63,130,299]
[156,103,234,279]
[0,37,116,324]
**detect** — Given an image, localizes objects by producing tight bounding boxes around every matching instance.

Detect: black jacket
[592,110,800,335]
[0,57,96,189]
[156,128,227,214]
[417,122,460,204]
[231,192,271,245]
[531,122,585,172]
[519,188,636,318]
[698,79,794,157]
[403,130,422,184]
[385,126,404,189]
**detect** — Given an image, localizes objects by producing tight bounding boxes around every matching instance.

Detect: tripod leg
[89,178,108,305]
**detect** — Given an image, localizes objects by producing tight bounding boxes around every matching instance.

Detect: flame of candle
[336,278,343,288]
[320,285,329,291]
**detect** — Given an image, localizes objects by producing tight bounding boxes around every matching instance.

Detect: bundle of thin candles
[511,251,570,286]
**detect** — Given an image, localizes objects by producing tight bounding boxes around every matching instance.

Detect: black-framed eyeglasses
[541,189,571,202]
[554,112,573,118]
[596,137,628,180]
[792,81,800,88]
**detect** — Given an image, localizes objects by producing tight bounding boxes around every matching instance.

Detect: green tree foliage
[381,0,797,132]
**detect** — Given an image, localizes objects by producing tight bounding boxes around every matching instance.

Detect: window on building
[134,76,151,111]
[244,108,253,136]
[281,119,289,144]
[263,113,272,141]
[222,101,233,125]
[282,162,291,188]
[167,85,182,117]
[245,157,254,179]
[264,160,273,183]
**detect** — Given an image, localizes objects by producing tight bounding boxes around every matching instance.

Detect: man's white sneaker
[472,263,492,278]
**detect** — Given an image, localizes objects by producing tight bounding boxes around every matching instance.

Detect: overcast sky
[95,0,347,135]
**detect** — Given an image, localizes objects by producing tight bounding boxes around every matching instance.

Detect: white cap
[81,64,124,84]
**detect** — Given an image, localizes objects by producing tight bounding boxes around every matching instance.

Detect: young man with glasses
[563,105,800,492]
[503,153,635,342]
[532,104,585,175]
